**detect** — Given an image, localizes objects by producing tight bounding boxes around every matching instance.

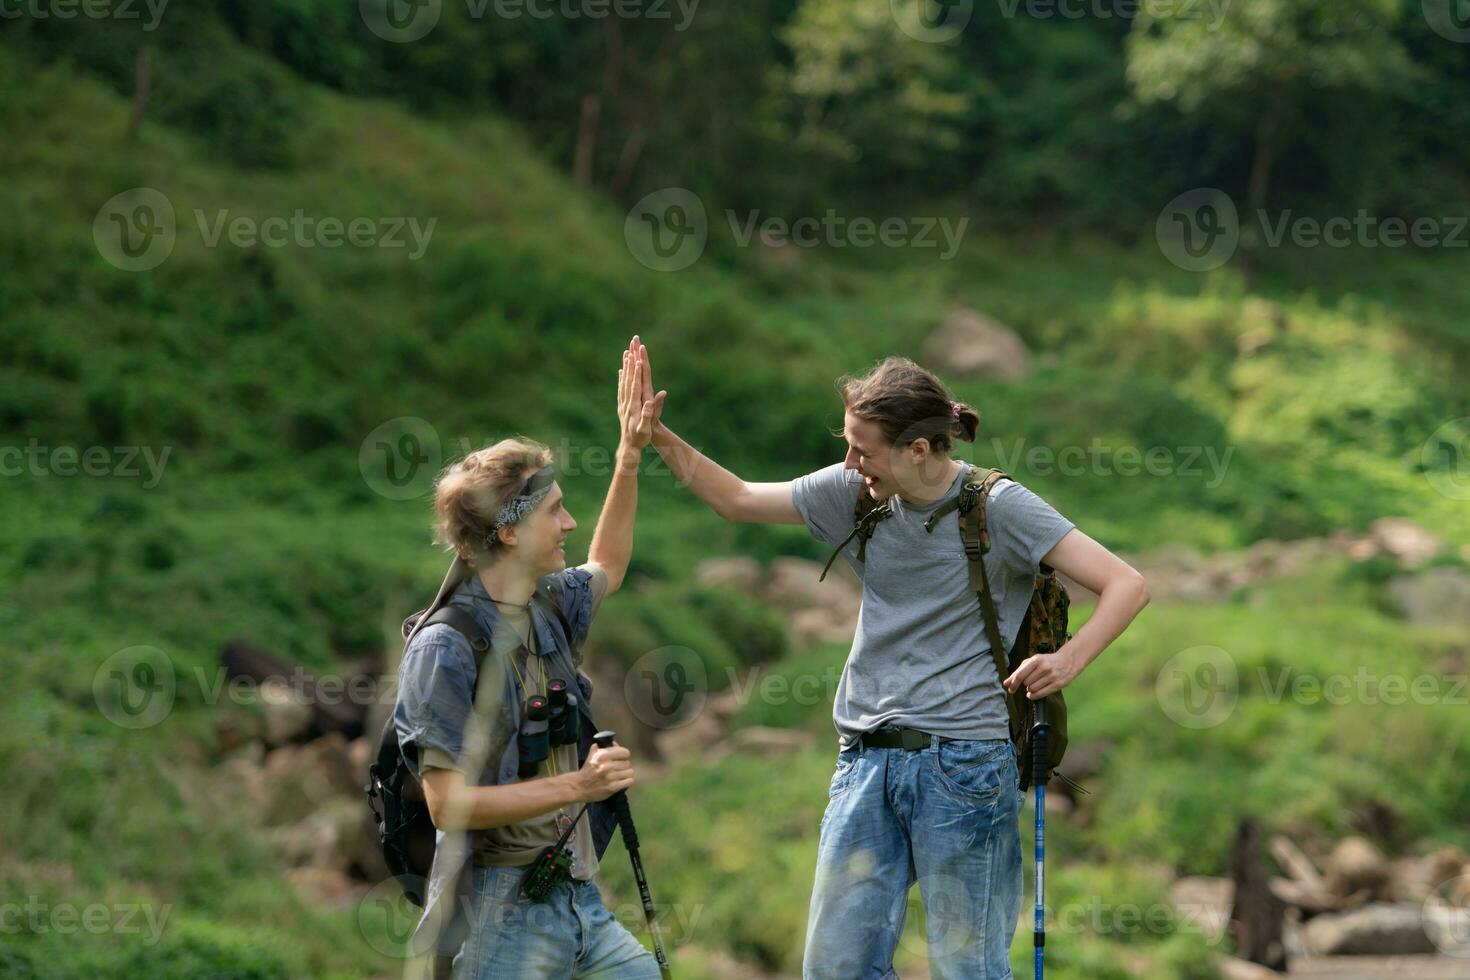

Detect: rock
[259,678,313,747]
[921,307,1032,380]
[693,556,763,595]
[1326,837,1390,899]
[762,558,861,621]
[788,607,854,649]
[262,732,361,826]
[1369,518,1445,568]
[284,866,362,908]
[273,797,368,873]
[1215,955,1280,980]
[1301,902,1437,956]
[1386,567,1470,628]
[1385,848,1470,903]
[1171,876,1231,945]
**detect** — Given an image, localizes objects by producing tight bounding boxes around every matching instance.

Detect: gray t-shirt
[792,463,1076,749]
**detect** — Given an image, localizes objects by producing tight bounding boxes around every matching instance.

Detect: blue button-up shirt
[391,559,604,968]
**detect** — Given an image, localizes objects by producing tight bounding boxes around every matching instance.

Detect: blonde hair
[433,437,555,562]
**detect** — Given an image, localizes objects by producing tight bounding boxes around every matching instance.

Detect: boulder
[920,307,1032,381]
[1386,566,1470,628]
[1369,518,1445,568]
[1170,876,1231,945]
[763,558,862,621]
[1325,837,1390,899]
[284,866,362,908]
[1385,848,1470,903]
[788,607,855,649]
[1301,902,1437,956]
[259,678,313,747]
[693,556,763,595]
[262,732,360,826]
[272,798,367,873]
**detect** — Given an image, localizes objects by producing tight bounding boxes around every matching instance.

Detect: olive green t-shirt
[421,564,608,880]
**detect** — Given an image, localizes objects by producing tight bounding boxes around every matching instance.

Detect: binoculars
[516,679,581,778]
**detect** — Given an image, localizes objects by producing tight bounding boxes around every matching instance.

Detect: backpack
[365,580,615,907]
[820,464,1087,795]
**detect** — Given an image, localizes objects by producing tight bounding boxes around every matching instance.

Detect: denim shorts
[453,864,662,980]
[803,736,1023,979]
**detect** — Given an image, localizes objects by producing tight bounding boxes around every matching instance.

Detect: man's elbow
[1127,569,1150,609]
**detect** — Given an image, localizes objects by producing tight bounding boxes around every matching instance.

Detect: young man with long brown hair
[634,341,1149,979]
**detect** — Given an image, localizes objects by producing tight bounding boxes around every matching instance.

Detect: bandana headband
[483,465,556,551]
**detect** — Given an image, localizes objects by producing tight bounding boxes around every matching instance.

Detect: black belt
[859,727,956,751]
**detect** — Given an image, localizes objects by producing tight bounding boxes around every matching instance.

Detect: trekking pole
[594,732,673,980]
[1030,700,1049,980]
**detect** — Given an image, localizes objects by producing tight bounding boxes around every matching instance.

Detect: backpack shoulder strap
[819,488,893,582]
[925,464,1022,741]
[420,605,491,668]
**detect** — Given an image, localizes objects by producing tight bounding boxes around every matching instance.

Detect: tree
[1126,0,1416,225]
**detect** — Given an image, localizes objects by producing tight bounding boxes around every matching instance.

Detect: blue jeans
[803,736,1023,979]
[453,865,662,979]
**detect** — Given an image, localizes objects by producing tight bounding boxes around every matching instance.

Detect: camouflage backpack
[820,464,1086,794]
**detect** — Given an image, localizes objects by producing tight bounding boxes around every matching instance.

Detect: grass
[1,31,1468,980]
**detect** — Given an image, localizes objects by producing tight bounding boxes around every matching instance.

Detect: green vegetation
[3,5,1468,976]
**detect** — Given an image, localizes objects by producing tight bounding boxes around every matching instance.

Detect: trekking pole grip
[1031,698,1049,787]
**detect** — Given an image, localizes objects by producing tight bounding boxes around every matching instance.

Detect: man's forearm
[439,771,585,832]
[650,422,746,520]
[586,445,641,591]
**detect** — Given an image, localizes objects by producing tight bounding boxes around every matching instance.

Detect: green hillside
[3,25,1469,980]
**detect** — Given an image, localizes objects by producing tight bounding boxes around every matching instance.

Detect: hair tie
[951,402,963,421]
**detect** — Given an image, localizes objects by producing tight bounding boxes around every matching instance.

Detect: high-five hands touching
[618,335,667,450]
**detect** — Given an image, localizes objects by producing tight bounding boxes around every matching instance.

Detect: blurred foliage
[1,4,1469,978]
